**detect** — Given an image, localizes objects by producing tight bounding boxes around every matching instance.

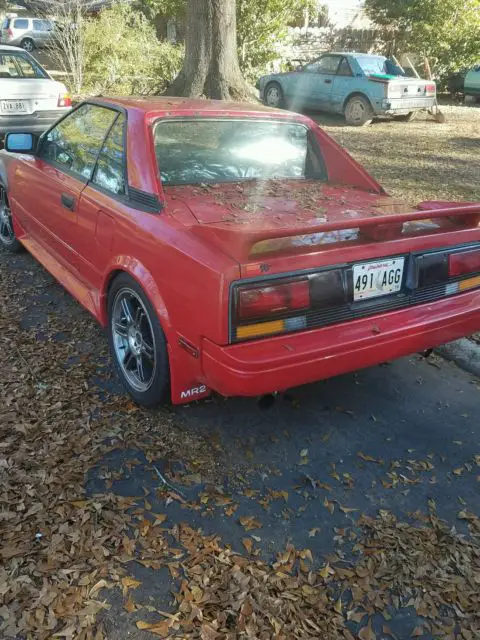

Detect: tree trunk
[166,0,253,100]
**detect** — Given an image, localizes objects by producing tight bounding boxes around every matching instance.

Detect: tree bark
[166,0,253,100]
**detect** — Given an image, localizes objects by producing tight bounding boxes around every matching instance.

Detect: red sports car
[1,98,479,406]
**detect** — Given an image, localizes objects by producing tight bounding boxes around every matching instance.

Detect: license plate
[0,100,27,114]
[353,258,405,301]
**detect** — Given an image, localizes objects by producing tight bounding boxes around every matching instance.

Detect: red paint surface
[3,97,480,404]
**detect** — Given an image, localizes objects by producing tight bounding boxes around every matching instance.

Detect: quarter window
[92,115,126,195]
[40,104,118,181]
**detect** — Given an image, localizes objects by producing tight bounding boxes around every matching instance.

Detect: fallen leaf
[242,538,253,554]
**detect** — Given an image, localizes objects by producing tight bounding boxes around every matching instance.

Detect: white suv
[0,45,71,138]
[0,16,55,52]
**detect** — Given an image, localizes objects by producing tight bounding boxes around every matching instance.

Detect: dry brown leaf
[136,619,171,635]
[358,618,376,640]
[239,515,262,531]
[242,538,253,554]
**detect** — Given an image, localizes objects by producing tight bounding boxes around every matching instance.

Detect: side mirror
[5,132,36,153]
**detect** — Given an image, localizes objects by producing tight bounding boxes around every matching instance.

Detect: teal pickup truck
[257,52,437,126]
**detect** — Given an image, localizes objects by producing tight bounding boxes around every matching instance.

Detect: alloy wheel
[111,287,157,392]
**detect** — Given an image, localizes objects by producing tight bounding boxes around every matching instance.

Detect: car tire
[0,186,23,253]
[264,82,286,109]
[344,95,373,126]
[107,273,170,408]
[20,38,35,52]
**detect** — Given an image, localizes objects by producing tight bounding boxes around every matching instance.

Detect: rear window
[1,18,10,29]
[154,118,326,186]
[0,52,48,79]
[13,18,29,29]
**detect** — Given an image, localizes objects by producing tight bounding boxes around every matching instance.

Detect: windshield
[154,119,326,186]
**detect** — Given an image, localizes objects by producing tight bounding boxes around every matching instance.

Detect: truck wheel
[108,273,170,407]
[0,186,22,253]
[20,38,35,52]
[344,95,373,126]
[264,82,286,109]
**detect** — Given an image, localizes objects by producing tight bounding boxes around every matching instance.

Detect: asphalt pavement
[2,246,479,639]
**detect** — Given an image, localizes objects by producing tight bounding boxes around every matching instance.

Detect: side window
[40,104,118,181]
[304,59,322,74]
[337,58,353,77]
[32,19,43,31]
[316,56,341,75]
[13,19,29,29]
[92,115,126,195]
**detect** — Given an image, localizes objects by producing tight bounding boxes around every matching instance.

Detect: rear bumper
[0,109,69,135]
[201,289,480,397]
[380,97,436,115]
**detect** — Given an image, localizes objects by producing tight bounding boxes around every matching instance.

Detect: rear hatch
[167,181,480,343]
[386,77,436,101]
[0,78,60,115]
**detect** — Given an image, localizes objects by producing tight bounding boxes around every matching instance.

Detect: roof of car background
[95,96,312,121]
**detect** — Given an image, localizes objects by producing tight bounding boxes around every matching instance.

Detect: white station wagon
[0,44,71,139]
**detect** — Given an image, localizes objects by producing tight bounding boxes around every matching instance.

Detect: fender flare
[100,257,172,341]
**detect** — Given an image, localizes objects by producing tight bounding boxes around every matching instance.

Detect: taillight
[58,93,72,108]
[237,280,309,321]
[425,83,436,95]
[7,28,13,38]
[449,249,480,277]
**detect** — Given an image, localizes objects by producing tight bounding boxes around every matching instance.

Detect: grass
[313,104,480,206]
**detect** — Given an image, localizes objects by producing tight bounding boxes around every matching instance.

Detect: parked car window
[40,104,118,181]
[337,58,353,77]
[0,52,48,79]
[13,18,29,29]
[316,56,341,75]
[303,59,323,74]
[32,19,51,31]
[356,55,395,76]
[1,18,9,29]
[154,119,326,186]
[92,114,126,195]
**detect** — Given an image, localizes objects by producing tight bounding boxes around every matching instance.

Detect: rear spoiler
[192,202,480,261]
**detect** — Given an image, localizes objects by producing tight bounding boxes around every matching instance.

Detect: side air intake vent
[129,187,162,213]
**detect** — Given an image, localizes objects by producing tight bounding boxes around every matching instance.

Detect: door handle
[324,79,332,84]
[61,193,75,211]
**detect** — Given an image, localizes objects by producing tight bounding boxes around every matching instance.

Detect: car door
[71,111,127,290]
[307,55,342,111]
[330,56,356,113]
[12,103,118,266]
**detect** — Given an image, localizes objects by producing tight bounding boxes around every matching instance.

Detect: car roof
[0,44,28,53]
[95,96,310,119]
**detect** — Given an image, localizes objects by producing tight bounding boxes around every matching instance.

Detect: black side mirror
[5,132,36,153]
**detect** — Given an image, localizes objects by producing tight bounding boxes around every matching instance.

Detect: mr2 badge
[180,385,208,400]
